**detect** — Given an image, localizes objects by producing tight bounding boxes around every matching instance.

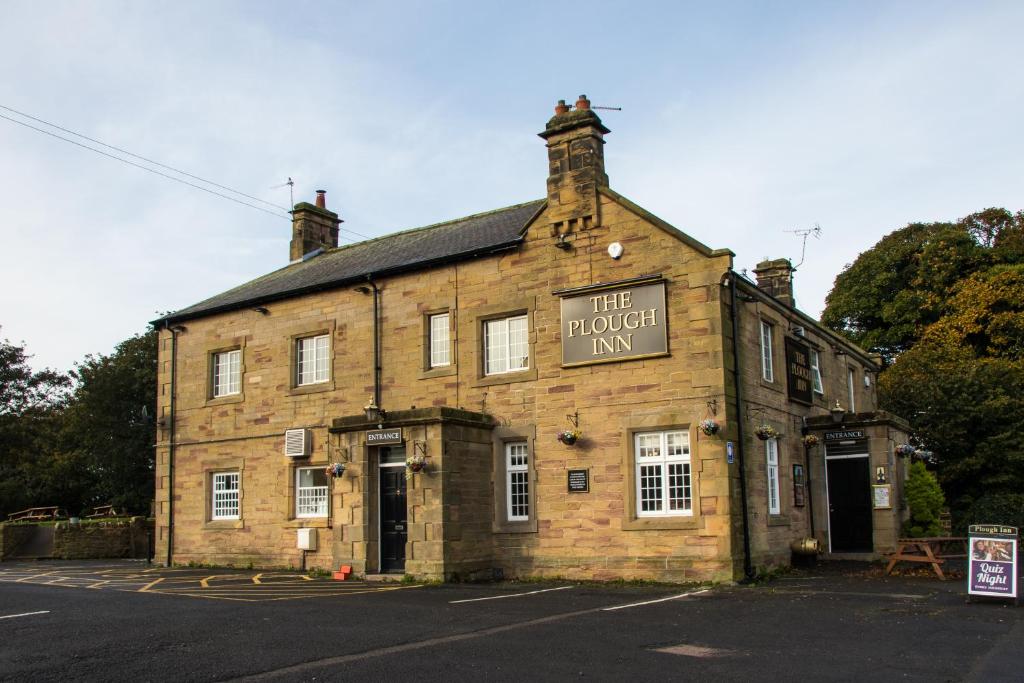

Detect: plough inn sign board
[556,277,668,367]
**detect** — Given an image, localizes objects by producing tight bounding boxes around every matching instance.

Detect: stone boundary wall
[53,517,152,560]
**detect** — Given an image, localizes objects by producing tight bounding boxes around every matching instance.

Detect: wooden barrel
[790,537,820,555]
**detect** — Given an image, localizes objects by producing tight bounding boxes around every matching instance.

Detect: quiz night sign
[558,278,668,367]
[967,525,1018,599]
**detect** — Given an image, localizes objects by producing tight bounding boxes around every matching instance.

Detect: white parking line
[601,588,709,611]
[0,611,51,620]
[450,585,574,603]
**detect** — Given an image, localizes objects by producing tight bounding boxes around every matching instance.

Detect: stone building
[153,96,910,582]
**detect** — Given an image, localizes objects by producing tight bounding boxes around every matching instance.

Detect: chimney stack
[538,95,611,237]
[290,190,342,261]
[753,258,796,307]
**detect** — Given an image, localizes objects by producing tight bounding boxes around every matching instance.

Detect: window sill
[283,519,331,529]
[474,366,538,388]
[204,519,244,530]
[205,394,244,407]
[288,381,335,397]
[419,365,457,380]
[493,519,538,534]
[623,515,699,531]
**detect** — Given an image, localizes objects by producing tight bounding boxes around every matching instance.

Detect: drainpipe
[164,323,184,567]
[356,278,382,411]
[727,271,756,580]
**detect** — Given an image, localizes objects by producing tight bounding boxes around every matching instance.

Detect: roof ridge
[323,198,544,255]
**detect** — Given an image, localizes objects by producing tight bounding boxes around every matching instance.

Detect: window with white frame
[847,367,856,412]
[635,430,692,517]
[212,349,241,397]
[212,472,240,520]
[429,312,451,368]
[295,467,329,518]
[505,442,529,521]
[810,349,823,394]
[296,334,330,386]
[766,439,780,515]
[760,321,774,382]
[484,315,528,375]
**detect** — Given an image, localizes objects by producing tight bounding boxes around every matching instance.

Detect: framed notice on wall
[792,464,805,507]
[872,484,892,509]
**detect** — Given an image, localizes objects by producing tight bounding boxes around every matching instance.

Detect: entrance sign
[367,428,403,445]
[824,430,865,441]
[567,469,589,493]
[557,278,668,367]
[968,525,1018,599]
[784,338,813,405]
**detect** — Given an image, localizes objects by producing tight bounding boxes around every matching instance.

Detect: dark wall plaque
[366,428,403,445]
[785,338,813,405]
[559,279,668,367]
[567,469,589,493]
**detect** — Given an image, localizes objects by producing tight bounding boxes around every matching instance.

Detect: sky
[1,1,1022,372]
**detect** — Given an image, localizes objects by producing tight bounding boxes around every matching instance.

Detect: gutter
[728,270,756,581]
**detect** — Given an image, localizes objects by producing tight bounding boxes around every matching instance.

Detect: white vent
[284,428,311,458]
[791,325,805,337]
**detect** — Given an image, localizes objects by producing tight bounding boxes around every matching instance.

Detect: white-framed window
[212,472,240,520]
[505,442,529,521]
[766,439,780,515]
[296,334,330,386]
[810,349,823,394]
[847,367,856,412]
[484,315,528,375]
[295,467,329,518]
[635,430,692,517]
[429,312,451,368]
[760,320,774,382]
[212,349,241,397]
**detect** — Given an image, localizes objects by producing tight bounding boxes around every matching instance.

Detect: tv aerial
[785,223,822,269]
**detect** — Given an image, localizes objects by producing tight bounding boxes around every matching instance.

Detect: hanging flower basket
[698,419,719,436]
[324,462,346,478]
[755,424,780,441]
[557,429,582,446]
[802,434,820,449]
[895,443,916,457]
[406,452,427,475]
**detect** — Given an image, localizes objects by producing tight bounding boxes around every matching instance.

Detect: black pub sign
[366,428,403,445]
[567,469,589,493]
[785,338,813,405]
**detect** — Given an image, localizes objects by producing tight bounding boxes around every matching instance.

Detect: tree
[822,208,1023,364]
[60,329,157,514]
[902,461,946,538]
[0,334,71,517]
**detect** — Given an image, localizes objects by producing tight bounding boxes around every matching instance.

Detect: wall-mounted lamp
[252,306,269,315]
[363,397,386,427]
[830,400,846,424]
[554,234,572,250]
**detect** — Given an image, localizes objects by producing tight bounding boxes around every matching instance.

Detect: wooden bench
[84,505,121,518]
[6,506,65,522]
[884,537,968,580]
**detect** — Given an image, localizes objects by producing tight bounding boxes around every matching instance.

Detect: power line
[0,103,289,212]
[1,105,374,242]
[1,112,291,219]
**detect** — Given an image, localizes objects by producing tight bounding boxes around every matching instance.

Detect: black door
[826,457,873,552]
[380,467,407,573]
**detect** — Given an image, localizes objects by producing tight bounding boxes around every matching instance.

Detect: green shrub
[902,461,946,537]
[954,493,1024,534]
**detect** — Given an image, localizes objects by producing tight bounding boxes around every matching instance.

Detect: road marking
[450,586,574,603]
[601,588,710,611]
[0,611,50,620]
[138,577,165,592]
[654,643,733,658]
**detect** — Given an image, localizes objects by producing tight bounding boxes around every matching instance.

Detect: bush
[902,461,946,537]
[954,493,1024,534]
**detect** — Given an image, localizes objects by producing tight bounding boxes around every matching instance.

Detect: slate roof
[156,199,546,325]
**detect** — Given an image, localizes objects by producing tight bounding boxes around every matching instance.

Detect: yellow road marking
[87,580,111,589]
[138,577,165,592]
[16,571,57,582]
[199,574,247,588]
[251,573,263,584]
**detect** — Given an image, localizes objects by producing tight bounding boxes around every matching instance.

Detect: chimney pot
[575,95,590,110]
[554,99,569,115]
[315,190,326,208]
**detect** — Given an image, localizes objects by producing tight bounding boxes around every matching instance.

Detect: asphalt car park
[1,559,1021,681]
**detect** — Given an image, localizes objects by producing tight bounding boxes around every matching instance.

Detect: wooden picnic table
[884,536,968,580]
[6,506,66,522]
[84,505,121,518]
